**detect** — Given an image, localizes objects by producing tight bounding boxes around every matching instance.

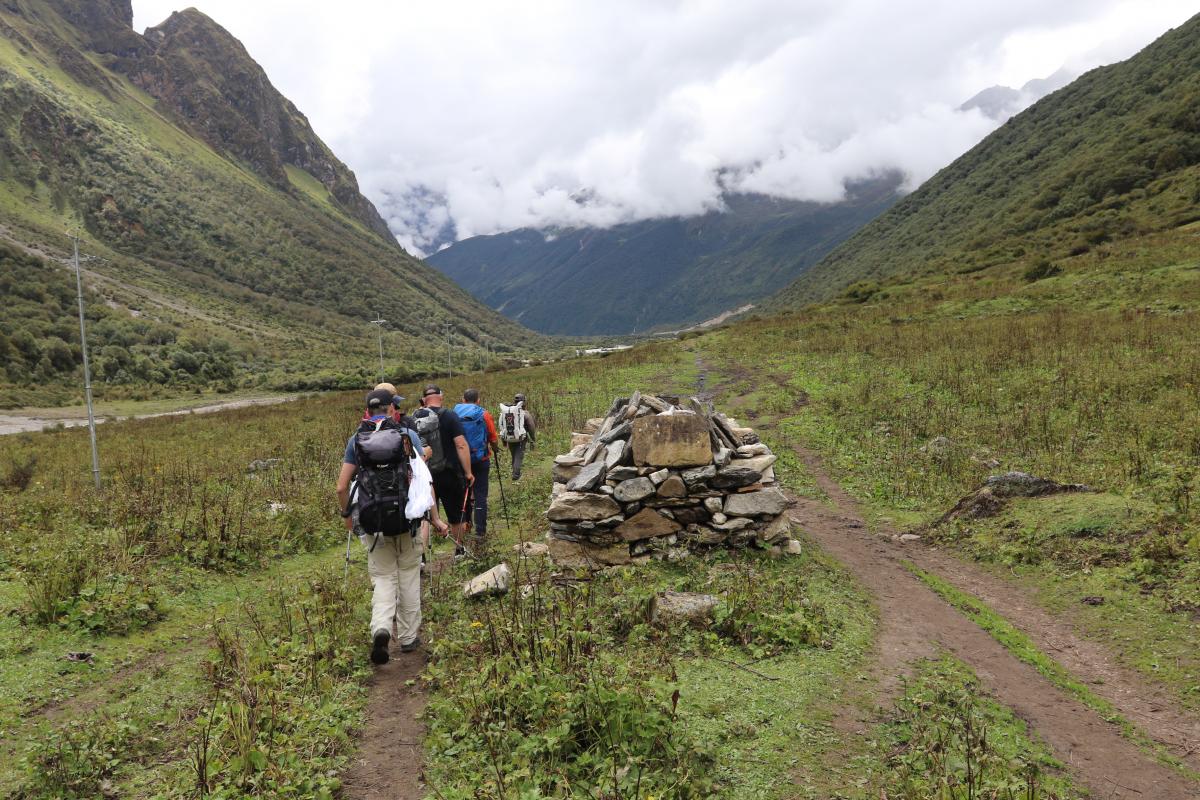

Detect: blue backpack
[455,403,489,462]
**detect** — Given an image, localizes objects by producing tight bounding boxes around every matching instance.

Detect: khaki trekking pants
[362,532,423,645]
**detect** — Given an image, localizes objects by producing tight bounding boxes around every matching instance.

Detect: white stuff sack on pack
[498,402,527,443]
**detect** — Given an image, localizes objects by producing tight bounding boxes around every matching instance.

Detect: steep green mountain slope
[772,13,1200,307]
[0,0,543,405]
[428,179,898,335]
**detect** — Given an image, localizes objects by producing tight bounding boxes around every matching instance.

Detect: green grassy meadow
[1,327,1126,799]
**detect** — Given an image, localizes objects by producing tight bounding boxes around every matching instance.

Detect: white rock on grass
[463,563,511,598]
[650,591,719,628]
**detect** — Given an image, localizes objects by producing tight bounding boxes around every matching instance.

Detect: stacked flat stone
[545,392,793,569]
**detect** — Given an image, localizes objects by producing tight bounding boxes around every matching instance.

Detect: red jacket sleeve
[484,411,498,445]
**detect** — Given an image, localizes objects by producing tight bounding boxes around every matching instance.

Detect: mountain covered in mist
[960,68,1075,119]
[771,13,1200,308]
[428,178,899,335]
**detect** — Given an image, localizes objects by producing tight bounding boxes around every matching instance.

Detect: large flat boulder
[630,414,712,467]
[547,491,622,522]
[614,507,681,542]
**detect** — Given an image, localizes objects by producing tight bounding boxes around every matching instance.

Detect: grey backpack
[413,407,447,472]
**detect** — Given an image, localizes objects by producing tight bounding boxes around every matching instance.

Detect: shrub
[1,454,37,491]
[1023,259,1063,282]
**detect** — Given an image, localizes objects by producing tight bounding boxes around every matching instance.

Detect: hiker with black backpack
[336,388,444,664]
[454,388,500,542]
[498,393,536,481]
[412,385,475,559]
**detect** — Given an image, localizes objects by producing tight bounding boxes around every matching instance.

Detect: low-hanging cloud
[132,0,1199,256]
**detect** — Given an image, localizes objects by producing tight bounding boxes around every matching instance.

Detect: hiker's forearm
[455,438,472,477]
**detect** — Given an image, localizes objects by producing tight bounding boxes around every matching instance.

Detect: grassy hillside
[0,0,546,406]
[773,12,1200,307]
[428,180,898,335]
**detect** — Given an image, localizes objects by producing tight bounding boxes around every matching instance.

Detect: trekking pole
[494,457,513,530]
[457,482,475,558]
[344,526,353,580]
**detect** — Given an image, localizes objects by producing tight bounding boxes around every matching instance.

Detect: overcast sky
[132,1,1197,255]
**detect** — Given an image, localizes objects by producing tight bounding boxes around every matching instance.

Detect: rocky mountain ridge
[20,0,393,240]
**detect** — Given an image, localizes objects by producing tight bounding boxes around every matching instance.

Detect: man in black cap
[336,389,442,664]
[412,384,474,558]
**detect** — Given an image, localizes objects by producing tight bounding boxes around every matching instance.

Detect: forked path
[786,445,1200,798]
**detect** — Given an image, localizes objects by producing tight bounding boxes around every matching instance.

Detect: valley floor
[0,393,304,436]
[2,297,1197,798]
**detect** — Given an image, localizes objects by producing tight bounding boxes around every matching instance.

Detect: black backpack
[412,407,448,472]
[351,418,415,536]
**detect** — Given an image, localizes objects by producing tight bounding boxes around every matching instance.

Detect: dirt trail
[906,541,1200,768]
[342,553,452,800]
[786,445,1200,798]
[340,646,428,800]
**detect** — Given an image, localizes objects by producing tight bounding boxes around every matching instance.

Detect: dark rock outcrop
[17,0,396,243]
[938,471,1095,523]
[113,8,396,242]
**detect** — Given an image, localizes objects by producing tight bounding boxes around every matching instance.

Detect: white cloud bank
[132,0,1198,255]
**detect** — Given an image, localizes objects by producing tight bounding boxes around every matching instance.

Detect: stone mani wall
[545,392,797,569]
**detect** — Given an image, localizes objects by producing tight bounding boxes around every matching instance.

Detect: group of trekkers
[334,383,535,664]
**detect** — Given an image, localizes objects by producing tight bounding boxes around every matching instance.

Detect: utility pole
[369,312,387,383]
[71,234,101,490]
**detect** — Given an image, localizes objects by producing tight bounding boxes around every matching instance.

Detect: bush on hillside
[1023,260,1062,282]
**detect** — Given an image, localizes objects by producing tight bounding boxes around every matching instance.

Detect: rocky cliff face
[118,8,395,241]
[24,0,395,243]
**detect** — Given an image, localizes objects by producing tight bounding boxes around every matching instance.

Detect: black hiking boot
[370,629,390,665]
[400,636,422,653]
